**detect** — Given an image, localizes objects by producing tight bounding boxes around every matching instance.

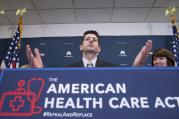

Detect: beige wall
[0,23,173,39]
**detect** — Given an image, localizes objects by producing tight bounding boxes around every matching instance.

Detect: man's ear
[79,45,83,51]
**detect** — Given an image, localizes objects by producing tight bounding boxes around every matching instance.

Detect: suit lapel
[77,60,84,67]
[96,58,103,67]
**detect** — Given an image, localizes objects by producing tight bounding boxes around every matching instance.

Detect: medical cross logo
[0,78,45,116]
[9,96,25,111]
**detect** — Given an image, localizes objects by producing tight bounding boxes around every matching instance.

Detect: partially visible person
[133,40,153,66]
[26,45,43,68]
[133,41,175,67]
[151,48,175,67]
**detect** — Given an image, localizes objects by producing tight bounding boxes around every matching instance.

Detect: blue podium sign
[0,68,179,119]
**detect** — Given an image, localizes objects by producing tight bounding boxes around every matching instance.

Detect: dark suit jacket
[67,58,117,67]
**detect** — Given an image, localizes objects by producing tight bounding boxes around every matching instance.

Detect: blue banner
[0,68,179,119]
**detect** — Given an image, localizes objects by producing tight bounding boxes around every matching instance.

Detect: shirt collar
[82,57,97,67]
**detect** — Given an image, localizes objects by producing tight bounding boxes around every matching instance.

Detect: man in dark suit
[68,30,116,67]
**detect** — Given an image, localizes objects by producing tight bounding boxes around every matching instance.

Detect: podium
[0,68,179,119]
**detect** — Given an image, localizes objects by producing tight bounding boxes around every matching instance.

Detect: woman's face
[153,57,168,67]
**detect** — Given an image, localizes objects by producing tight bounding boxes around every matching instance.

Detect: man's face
[153,57,168,67]
[80,34,101,53]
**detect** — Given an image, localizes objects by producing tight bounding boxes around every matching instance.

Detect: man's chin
[84,50,98,54]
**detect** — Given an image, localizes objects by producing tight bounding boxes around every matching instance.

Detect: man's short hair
[81,30,101,45]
